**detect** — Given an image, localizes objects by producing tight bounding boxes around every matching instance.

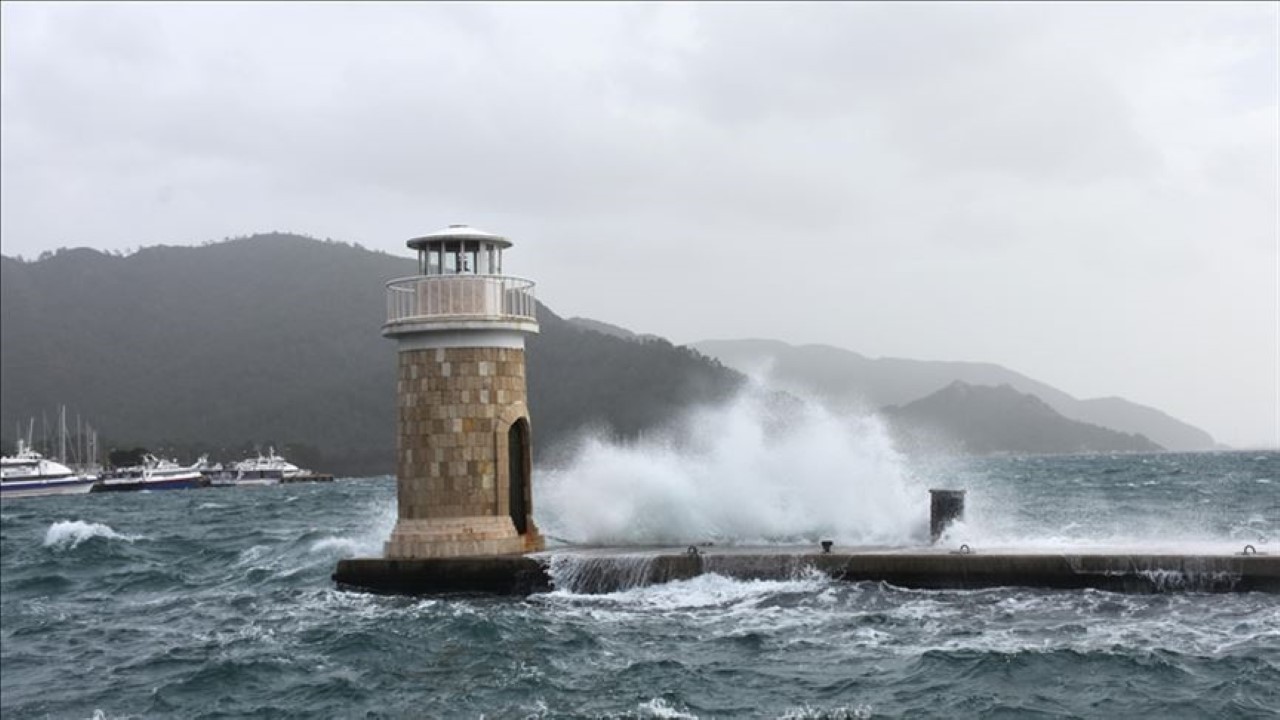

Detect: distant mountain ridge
[883,381,1163,455]
[690,338,1215,451]
[1,236,743,474]
[2,238,1206,474]
[567,317,661,342]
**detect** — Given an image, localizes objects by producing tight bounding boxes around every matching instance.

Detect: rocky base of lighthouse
[384,517,544,559]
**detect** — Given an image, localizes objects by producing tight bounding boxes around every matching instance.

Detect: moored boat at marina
[236,447,300,484]
[93,454,206,492]
[0,439,97,499]
[207,447,332,486]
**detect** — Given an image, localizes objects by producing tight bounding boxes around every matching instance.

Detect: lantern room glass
[414,238,508,276]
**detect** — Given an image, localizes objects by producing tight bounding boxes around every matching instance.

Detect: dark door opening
[508,419,529,534]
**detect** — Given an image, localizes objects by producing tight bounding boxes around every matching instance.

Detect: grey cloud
[0,1,1275,447]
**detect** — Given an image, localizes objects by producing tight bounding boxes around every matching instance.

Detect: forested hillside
[882,382,1163,455]
[2,235,1191,473]
[1,235,743,474]
[692,339,1216,451]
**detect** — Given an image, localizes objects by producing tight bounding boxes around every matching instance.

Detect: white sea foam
[897,589,1280,658]
[238,544,270,565]
[934,518,1267,556]
[310,537,364,557]
[339,499,397,558]
[540,567,1280,661]
[778,705,873,720]
[87,711,133,720]
[537,386,927,546]
[44,520,140,550]
[544,569,832,612]
[637,698,699,719]
[304,500,396,559]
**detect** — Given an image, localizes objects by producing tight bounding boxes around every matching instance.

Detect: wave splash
[310,500,396,559]
[43,520,140,550]
[537,387,926,546]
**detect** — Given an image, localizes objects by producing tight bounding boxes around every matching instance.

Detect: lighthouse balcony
[384,275,538,333]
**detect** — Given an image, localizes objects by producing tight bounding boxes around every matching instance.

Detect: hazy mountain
[691,339,1215,451]
[566,317,660,342]
[528,311,744,466]
[2,236,1198,473]
[882,382,1163,455]
[1,236,743,475]
[2,237,398,473]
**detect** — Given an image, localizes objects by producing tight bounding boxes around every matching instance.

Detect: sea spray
[543,553,664,593]
[43,520,140,550]
[635,697,699,719]
[536,387,928,546]
[539,566,834,608]
[311,498,397,559]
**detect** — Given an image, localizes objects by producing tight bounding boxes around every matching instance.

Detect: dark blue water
[2,452,1278,719]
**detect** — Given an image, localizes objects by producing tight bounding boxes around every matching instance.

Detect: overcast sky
[2,2,1277,448]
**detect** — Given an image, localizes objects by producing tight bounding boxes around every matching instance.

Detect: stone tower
[381,224,543,558]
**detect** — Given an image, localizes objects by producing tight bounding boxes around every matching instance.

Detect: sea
[2,401,1279,718]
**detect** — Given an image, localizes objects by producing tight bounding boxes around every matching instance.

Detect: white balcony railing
[385,275,537,325]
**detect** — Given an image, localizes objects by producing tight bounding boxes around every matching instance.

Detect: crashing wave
[43,520,140,550]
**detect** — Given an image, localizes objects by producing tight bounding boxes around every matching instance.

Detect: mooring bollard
[930,489,966,543]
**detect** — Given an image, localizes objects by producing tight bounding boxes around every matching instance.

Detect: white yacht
[205,448,332,487]
[1,439,97,499]
[228,447,302,485]
[94,454,206,492]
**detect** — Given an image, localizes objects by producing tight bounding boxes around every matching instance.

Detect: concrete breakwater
[334,546,1280,595]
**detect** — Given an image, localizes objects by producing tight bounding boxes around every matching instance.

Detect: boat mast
[59,405,67,464]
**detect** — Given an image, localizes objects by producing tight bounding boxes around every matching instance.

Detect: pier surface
[334,545,1279,595]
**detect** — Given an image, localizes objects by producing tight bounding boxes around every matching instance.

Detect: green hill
[691,338,1215,451]
[2,235,1189,471]
[1,235,743,474]
[883,381,1163,455]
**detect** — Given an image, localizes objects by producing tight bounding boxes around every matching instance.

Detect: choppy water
[2,451,1279,719]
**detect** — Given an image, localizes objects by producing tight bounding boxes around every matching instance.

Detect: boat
[195,455,231,484]
[204,448,293,486]
[208,447,333,486]
[93,454,207,492]
[235,447,301,484]
[1,439,97,499]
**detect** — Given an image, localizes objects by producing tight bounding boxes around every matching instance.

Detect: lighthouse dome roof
[407,224,512,250]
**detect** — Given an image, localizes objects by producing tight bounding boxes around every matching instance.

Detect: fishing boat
[207,447,332,486]
[233,447,301,484]
[93,454,206,492]
[195,455,231,484]
[0,439,97,499]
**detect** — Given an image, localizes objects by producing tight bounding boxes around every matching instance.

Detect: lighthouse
[381,224,543,558]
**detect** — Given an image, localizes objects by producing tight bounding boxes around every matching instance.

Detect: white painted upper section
[384,275,538,334]
[406,224,512,250]
[391,327,531,351]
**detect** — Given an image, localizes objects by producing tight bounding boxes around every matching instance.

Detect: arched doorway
[507,418,530,534]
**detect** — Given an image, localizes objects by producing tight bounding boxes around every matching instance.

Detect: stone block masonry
[384,345,543,558]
